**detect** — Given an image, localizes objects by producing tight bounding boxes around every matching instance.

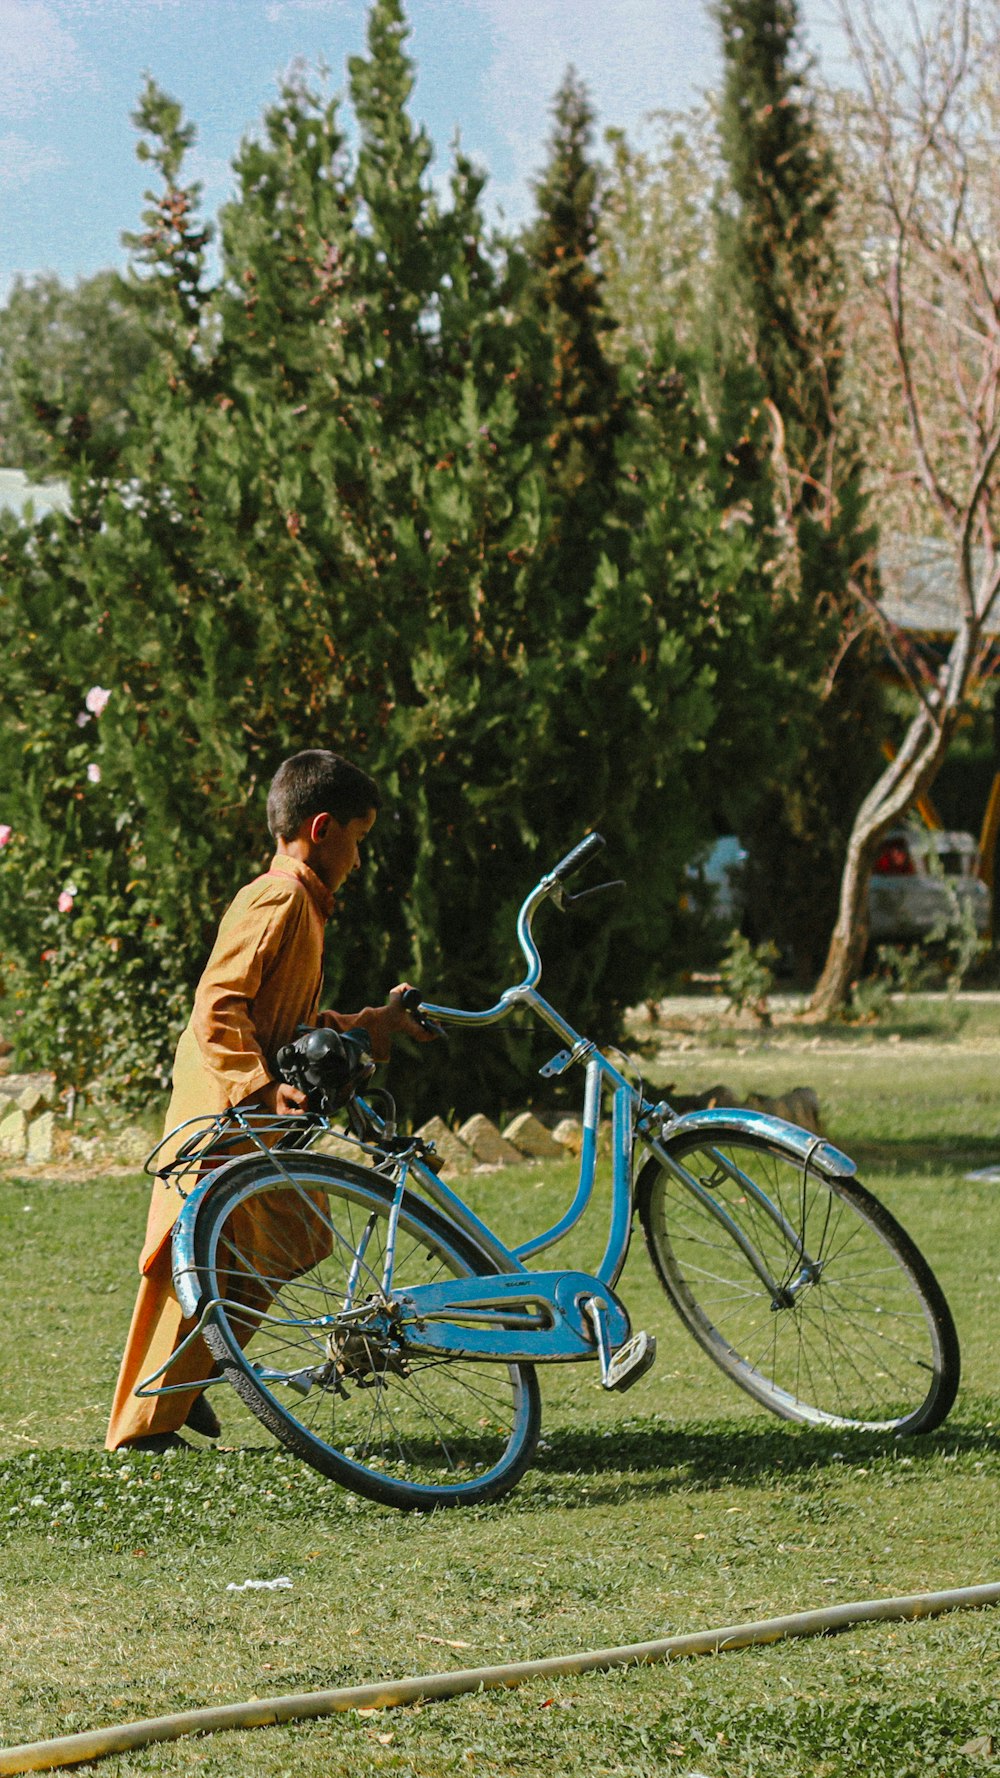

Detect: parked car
[867,827,989,945]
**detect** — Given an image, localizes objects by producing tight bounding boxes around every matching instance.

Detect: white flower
[86,763,102,784]
[85,686,111,716]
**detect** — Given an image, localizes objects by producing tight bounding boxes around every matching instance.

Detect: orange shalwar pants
[105,1181,334,1449]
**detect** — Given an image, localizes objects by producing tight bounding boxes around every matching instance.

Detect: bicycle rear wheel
[638,1126,959,1435]
[186,1151,541,1509]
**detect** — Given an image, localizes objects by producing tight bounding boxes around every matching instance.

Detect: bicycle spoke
[642,1132,957,1433]
[192,1157,539,1505]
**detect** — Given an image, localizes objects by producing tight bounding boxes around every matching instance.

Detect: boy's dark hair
[267,751,381,840]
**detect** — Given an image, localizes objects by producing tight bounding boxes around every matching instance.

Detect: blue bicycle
[146,836,960,1510]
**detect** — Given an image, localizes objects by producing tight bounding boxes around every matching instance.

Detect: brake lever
[563,878,626,908]
[400,986,447,1040]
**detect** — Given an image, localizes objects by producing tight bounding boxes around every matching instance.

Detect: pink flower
[0,825,11,847]
[86,763,102,784]
[58,890,76,914]
[85,686,111,717]
[76,712,91,728]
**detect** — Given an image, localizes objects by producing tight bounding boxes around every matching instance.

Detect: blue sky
[0,0,863,301]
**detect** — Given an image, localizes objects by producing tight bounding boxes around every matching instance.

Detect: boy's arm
[190,890,303,1105]
[321,985,436,1062]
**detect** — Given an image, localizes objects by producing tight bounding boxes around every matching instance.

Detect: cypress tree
[522,68,622,604]
[713,0,884,975]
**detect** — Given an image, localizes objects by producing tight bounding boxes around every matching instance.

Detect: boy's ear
[309,813,330,843]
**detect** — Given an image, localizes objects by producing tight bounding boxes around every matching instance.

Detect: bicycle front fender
[647,1107,856,1180]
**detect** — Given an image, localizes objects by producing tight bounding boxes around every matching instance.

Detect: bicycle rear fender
[649,1107,856,1179]
[169,1149,406,1319]
[171,1161,247,1318]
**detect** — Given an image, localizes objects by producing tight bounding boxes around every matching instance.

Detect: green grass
[3,1010,1000,1775]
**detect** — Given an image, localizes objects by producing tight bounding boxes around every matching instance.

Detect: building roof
[878,538,1000,637]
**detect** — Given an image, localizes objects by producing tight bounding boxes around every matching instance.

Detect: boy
[106,750,430,1453]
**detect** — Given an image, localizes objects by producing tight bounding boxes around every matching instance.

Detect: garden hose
[2,1580,998,1775]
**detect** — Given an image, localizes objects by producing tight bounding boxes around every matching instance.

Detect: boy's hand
[275,1081,310,1114]
[248,1079,309,1116]
[388,983,441,1043]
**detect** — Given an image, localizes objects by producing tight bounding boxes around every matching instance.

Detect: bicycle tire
[186,1150,541,1509]
[637,1126,959,1435]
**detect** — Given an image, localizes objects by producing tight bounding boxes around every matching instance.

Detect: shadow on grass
[5,1412,1000,1537]
[523,1415,1000,1506]
[849,1134,1000,1172]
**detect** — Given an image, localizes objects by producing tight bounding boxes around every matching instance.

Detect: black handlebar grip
[551,832,606,883]
[399,986,447,1040]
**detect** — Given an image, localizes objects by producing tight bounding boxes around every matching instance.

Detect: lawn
[2,1000,1000,1775]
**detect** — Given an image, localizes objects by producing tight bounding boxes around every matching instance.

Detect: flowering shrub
[0,675,200,1103]
[0,841,191,1102]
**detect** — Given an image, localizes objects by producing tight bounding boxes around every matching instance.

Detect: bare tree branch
[811,0,1000,1016]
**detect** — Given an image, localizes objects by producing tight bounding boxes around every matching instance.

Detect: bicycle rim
[639,1129,959,1434]
[189,1152,541,1509]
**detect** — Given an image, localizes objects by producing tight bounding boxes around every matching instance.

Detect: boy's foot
[122,1431,191,1453]
[184,1392,221,1439]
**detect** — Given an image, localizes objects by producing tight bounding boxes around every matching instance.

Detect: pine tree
[712,0,884,975]
[522,69,622,604]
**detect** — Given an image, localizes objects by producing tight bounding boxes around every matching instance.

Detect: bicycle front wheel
[186,1151,541,1509]
[638,1127,959,1435]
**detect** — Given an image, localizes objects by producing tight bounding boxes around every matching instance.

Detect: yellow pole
[879,739,943,830]
[977,772,1000,887]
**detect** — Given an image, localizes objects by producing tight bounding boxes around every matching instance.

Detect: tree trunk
[804,0,1000,1020]
[807,707,952,1018]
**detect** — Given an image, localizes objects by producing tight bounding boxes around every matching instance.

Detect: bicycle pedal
[603,1331,657,1393]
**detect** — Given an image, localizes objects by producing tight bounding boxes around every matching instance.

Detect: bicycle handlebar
[414,833,607,1028]
[550,831,606,883]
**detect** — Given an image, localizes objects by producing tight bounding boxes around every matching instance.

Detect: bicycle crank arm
[392,1269,631,1364]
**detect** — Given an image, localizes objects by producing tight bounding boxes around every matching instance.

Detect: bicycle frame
[161,841,858,1386]
[370,864,855,1304]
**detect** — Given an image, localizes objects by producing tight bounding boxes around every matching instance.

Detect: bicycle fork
[641,1111,857,1309]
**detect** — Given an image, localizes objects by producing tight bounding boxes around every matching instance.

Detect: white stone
[17,1085,49,1117]
[416,1116,474,1174]
[311,1130,357,1161]
[25,1111,55,1165]
[113,1126,152,1166]
[457,1114,521,1167]
[0,1107,28,1160]
[551,1117,583,1155]
[502,1111,564,1160]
